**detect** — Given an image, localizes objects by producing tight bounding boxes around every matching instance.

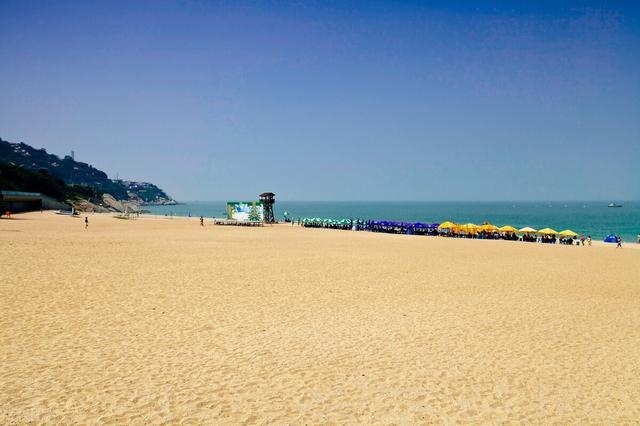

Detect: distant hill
[0,137,175,204]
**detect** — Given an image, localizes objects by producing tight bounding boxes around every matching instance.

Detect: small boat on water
[608,203,623,208]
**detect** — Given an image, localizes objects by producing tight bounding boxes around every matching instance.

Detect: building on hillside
[0,190,68,213]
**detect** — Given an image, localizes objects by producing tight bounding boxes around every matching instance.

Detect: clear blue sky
[1,1,639,201]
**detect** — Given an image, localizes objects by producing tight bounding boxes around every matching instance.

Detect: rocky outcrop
[68,194,142,213]
[124,202,141,213]
[69,199,111,213]
[101,194,140,213]
[102,194,125,212]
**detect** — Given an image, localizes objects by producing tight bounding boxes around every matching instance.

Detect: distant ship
[608,203,623,208]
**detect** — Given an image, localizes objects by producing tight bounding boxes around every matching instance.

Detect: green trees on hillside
[0,163,100,202]
[1,137,173,203]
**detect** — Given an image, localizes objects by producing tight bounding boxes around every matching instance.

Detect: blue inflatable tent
[604,234,617,243]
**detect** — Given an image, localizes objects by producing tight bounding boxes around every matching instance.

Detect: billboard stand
[226,201,264,222]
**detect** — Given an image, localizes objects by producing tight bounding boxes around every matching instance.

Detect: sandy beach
[1,212,639,424]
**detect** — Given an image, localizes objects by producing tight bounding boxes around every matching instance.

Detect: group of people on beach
[449,231,591,245]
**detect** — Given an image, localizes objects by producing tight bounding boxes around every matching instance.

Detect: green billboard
[226,201,264,222]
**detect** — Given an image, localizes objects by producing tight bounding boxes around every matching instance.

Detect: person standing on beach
[616,236,622,248]
[84,217,89,229]
[580,234,585,246]
[200,216,204,227]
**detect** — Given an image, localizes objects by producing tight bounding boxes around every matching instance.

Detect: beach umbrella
[537,228,558,235]
[499,225,518,233]
[438,221,457,230]
[479,223,499,232]
[518,226,537,233]
[460,223,479,234]
[559,229,578,237]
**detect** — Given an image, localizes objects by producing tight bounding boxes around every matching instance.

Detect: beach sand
[1,212,639,424]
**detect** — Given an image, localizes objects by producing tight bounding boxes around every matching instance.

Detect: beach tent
[518,227,537,233]
[537,228,558,235]
[559,230,578,237]
[604,234,617,243]
[499,225,518,233]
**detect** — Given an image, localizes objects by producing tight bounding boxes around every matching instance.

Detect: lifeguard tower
[260,192,276,223]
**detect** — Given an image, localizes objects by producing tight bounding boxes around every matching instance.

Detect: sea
[144,201,640,243]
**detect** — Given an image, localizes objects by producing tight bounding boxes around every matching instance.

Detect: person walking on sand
[85,216,89,229]
[587,235,592,246]
[580,234,585,246]
[616,236,622,248]
[200,216,204,227]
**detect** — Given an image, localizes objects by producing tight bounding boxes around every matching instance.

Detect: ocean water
[145,201,640,243]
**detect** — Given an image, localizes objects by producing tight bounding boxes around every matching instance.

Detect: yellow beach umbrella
[518,226,537,233]
[559,229,578,237]
[537,228,558,235]
[460,223,479,233]
[438,221,457,230]
[479,223,499,232]
[499,225,518,233]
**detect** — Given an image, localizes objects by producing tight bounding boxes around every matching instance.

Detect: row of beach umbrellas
[437,221,578,237]
[301,218,352,226]
[302,218,441,229]
[300,218,580,238]
[369,220,440,229]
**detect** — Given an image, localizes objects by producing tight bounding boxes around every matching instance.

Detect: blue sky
[1,1,639,201]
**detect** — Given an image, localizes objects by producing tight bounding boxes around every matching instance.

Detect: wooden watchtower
[260,192,275,223]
